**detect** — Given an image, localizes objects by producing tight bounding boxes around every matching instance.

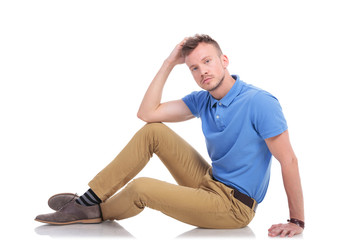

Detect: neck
[210,71,235,100]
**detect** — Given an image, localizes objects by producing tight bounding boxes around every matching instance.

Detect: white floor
[2,198,358,240]
[32,215,256,239]
[3,212,276,240]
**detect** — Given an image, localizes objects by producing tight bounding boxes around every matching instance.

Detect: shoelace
[57,193,78,212]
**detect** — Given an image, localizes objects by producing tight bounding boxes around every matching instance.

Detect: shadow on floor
[176,226,256,238]
[35,220,135,238]
[35,220,260,239]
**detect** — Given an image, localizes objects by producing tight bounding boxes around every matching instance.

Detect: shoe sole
[35,218,102,225]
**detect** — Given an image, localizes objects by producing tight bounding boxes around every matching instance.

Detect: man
[36,34,304,237]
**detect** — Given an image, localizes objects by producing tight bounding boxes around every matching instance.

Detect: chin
[208,79,224,92]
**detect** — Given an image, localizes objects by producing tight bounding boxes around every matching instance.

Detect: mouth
[201,76,213,84]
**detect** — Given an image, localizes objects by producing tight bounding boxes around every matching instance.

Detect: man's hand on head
[165,38,187,66]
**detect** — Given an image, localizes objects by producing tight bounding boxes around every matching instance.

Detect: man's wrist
[163,59,178,69]
[287,218,305,229]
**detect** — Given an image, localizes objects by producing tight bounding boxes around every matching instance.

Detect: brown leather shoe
[35,199,102,225]
[48,193,78,211]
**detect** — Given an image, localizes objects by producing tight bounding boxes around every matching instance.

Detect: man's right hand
[137,38,194,123]
[165,38,188,66]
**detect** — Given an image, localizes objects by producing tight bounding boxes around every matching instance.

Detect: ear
[221,54,229,69]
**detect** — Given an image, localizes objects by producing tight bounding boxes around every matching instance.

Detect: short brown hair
[181,34,223,57]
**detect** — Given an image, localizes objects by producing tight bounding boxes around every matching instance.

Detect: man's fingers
[280,229,288,237]
[268,226,283,237]
[288,230,296,237]
[268,223,281,231]
[268,223,302,238]
[179,38,188,47]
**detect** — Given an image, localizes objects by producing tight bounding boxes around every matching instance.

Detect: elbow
[279,156,299,169]
[290,156,299,165]
[137,110,153,123]
[137,110,147,122]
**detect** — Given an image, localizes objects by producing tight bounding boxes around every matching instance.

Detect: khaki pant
[88,123,255,229]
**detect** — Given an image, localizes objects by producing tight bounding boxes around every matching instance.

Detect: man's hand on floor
[268,222,303,237]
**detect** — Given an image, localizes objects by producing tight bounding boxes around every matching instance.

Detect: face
[185,43,229,92]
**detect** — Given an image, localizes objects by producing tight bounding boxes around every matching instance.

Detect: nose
[200,66,208,76]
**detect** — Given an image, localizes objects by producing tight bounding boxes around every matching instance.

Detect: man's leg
[36,123,210,224]
[94,123,254,228]
[89,122,210,201]
[100,173,255,229]
[36,122,254,227]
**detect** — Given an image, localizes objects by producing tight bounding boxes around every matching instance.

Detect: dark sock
[76,188,102,206]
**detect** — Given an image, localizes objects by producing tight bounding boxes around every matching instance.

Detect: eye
[192,67,198,71]
[205,59,211,64]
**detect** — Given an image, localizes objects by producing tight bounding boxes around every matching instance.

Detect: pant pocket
[229,193,255,227]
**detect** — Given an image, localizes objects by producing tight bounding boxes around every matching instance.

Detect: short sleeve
[251,91,288,139]
[182,91,208,118]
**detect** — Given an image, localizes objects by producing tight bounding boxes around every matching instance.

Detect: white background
[1,0,359,239]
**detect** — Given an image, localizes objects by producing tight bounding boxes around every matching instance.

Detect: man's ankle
[76,188,102,206]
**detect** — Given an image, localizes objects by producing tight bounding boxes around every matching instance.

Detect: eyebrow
[189,56,211,69]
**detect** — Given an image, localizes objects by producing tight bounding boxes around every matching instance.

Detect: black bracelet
[287,218,305,229]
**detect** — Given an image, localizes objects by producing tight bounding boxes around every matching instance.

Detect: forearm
[281,157,304,221]
[137,60,175,119]
[266,131,304,237]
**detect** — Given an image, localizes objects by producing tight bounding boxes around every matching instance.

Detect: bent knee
[126,177,154,194]
[136,123,171,138]
[141,122,167,132]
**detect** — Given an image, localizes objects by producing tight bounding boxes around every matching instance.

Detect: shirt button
[219,102,222,106]
[216,115,220,119]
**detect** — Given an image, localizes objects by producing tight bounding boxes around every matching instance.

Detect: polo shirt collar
[210,75,243,107]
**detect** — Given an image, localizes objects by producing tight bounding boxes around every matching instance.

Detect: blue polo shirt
[182,75,287,203]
